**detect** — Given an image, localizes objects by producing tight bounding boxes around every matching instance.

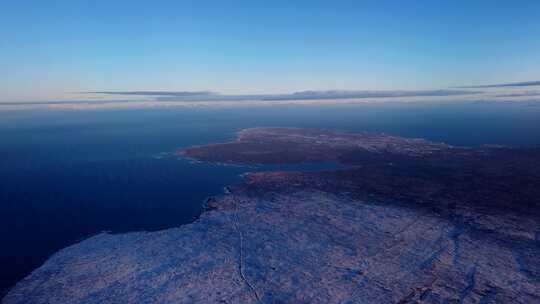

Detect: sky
[1,0,539,102]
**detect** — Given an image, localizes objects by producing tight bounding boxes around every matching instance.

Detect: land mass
[4,128,540,303]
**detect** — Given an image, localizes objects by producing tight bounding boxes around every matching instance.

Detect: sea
[1,101,540,295]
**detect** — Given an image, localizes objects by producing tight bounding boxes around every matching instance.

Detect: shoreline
[4,128,539,303]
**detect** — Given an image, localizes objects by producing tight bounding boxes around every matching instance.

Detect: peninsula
[4,128,539,303]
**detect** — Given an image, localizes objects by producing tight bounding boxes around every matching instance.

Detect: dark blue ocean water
[1,101,540,294]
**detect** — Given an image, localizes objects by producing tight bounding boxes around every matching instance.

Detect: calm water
[1,101,540,294]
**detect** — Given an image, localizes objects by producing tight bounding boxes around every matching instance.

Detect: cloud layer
[458,80,540,88]
[85,89,480,102]
[2,82,540,111]
[85,91,214,97]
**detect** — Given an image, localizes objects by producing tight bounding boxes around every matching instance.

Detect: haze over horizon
[1,0,539,103]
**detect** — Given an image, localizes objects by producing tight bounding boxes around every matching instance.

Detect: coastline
[4,128,539,303]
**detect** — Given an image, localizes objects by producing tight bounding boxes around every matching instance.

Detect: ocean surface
[1,101,540,294]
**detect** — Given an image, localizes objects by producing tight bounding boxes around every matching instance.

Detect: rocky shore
[4,128,539,303]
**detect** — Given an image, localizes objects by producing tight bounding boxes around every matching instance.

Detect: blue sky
[1,0,539,102]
